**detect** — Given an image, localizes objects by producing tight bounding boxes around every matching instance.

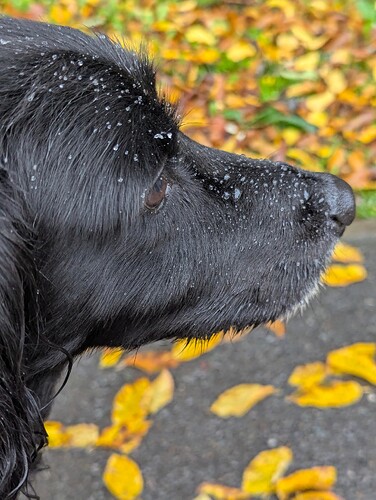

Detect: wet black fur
[0,17,350,498]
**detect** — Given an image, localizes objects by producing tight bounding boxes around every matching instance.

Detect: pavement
[32,219,376,500]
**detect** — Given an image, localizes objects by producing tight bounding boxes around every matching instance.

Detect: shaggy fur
[0,17,354,498]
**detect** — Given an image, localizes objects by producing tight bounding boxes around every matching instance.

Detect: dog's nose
[316,172,356,227]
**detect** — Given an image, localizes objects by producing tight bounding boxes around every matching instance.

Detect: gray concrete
[33,220,376,499]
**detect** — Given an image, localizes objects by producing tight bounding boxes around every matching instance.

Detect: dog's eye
[145,176,170,210]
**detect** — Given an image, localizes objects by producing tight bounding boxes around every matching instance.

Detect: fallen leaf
[241,447,293,495]
[321,264,367,287]
[227,41,256,62]
[99,348,124,368]
[327,343,376,385]
[292,492,343,500]
[266,320,286,338]
[147,369,175,414]
[103,454,143,500]
[289,380,363,407]
[198,482,250,499]
[65,423,99,447]
[45,421,70,448]
[306,91,335,112]
[112,377,151,431]
[121,350,180,374]
[276,466,337,500]
[332,242,364,263]
[172,333,223,361]
[210,384,277,418]
[96,423,150,454]
[186,25,216,45]
[288,362,327,389]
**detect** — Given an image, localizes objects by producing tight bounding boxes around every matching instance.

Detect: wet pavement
[32,219,376,500]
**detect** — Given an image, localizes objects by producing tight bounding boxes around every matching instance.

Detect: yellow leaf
[45,421,69,448]
[322,69,347,95]
[96,424,150,454]
[198,482,250,499]
[287,149,316,169]
[121,350,180,374]
[99,348,124,368]
[294,52,320,72]
[306,91,335,112]
[306,111,329,128]
[290,26,329,50]
[321,264,367,287]
[186,25,216,45]
[289,380,363,407]
[267,0,296,17]
[146,369,174,414]
[358,124,376,144]
[276,33,299,51]
[332,242,364,263]
[292,492,343,500]
[241,447,293,494]
[276,466,337,500]
[210,384,277,418]
[193,494,212,500]
[103,454,143,500]
[227,41,256,62]
[112,378,151,429]
[281,128,302,146]
[172,333,223,361]
[65,423,99,447]
[288,362,327,389]
[190,48,220,64]
[327,343,376,385]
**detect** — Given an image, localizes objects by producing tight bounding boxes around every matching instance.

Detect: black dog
[0,16,355,498]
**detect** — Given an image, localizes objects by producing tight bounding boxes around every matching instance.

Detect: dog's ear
[0,167,46,498]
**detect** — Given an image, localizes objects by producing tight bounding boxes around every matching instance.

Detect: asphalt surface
[32,219,376,500]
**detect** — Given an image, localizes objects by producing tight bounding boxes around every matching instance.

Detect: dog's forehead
[0,16,148,78]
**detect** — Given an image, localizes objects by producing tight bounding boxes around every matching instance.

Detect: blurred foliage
[1,0,376,215]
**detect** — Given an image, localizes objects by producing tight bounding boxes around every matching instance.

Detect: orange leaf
[321,264,367,287]
[241,447,293,495]
[327,343,376,385]
[266,320,286,338]
[289,380,363,408]
[276,466,337,500]
[121,350,180,374]
[210,384,277,418]
[103,454,143,500]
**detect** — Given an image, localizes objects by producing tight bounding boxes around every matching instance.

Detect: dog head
[0,17,354,497]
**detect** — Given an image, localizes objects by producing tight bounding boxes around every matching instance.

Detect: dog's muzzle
[315,172,356,235]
